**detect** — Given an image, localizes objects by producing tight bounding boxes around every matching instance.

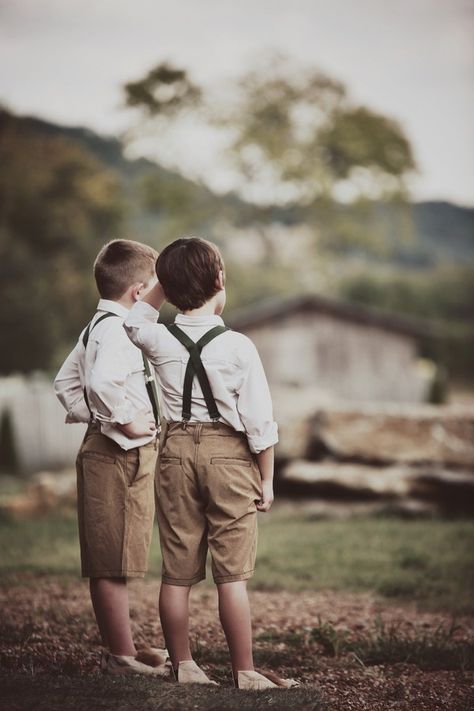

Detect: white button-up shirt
[54,299,157,451]
[123,302,278,454]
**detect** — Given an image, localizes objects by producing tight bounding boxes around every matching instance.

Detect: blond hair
[94,239,158,299]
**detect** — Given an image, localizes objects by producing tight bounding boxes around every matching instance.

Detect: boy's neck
[114,295,134,310]
[183,302,220,317]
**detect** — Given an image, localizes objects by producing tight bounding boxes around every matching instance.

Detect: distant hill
[2,109,473,265]
[0,108,221,202]
[367,199,474,267]
[413,200,474,263]
[0,109,244,236]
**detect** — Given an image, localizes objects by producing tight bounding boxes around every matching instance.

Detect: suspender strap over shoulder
[82,311,160,425]
[165,324,229,424]
[82,312,118,348]
[82,312,119,415]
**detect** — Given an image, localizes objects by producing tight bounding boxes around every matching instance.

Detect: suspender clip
[181,419,188,430]
[212,417,220,428]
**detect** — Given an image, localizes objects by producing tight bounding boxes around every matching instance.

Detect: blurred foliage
[0,110,124,373]
[125,57,414,205]
[1,58,473,386]
[338,264,474,321]
[138,170,241,245]
[124,62,201,117]
[338,265,474,382]
[124,57,416,265]
[224,261,301,312]
[225,61,415,204]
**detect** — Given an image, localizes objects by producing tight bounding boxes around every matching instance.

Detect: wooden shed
[228,294,440,403]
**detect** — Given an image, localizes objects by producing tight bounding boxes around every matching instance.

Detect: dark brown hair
[156,237,224,311]
[94,239,158,299]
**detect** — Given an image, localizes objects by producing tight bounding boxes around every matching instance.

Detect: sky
[1,0,473,205]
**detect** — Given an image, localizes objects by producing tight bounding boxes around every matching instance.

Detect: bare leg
[159,583,193,670]
[217,580,254,679]
[89,579,109,647]
[89,577,136,656]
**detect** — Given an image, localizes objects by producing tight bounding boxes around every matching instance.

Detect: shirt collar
[175,313,225,327]
[97,299,130,319]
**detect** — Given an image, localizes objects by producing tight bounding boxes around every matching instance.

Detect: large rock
[282,460,415,497]
[273,385,334,460]
[281,459,474,510]
[274,394,474,468]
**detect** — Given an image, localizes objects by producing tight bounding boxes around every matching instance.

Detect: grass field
[1,508,473,710]
[1,509,473,614]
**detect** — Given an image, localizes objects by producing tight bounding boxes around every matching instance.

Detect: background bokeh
[0,4,473,709]
[0,1,473,389]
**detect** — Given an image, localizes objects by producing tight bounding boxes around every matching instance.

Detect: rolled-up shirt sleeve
[123,301,161,359]
[236,340,278,454]
[54,340,90,423]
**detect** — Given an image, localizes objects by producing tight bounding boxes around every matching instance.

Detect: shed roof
[227,293,442,340]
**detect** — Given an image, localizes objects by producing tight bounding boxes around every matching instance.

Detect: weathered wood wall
[241,312,431,403]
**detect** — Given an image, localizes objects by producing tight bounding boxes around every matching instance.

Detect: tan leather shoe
[102,650,170,677]
[255,669,300,688]
[175,659,218,685]
[236,670,278,690]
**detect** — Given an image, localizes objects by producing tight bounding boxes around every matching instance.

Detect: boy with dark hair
[124,236,292,689]
[54,238,168,676]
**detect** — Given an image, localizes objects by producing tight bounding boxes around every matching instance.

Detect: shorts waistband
[85,420,158,449]
[165,421,244,438]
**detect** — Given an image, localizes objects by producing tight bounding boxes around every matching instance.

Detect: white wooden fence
[0,374,86,473]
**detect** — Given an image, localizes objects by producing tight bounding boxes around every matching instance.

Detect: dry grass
[1,510,474,709]
[1,580,473,711]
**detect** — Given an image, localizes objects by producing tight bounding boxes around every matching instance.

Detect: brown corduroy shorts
[76,422,158,578]
[156,421,262,586]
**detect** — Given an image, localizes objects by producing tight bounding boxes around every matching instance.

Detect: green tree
[0,110,124,373]
[124,57,416,259]
[225,62,414,202]
[124,63,201,117]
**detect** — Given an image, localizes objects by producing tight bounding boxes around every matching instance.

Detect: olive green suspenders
[82,312,117,348]
[82,312,160,424]
[165,324,229,425]
[142,355,161,424]
[82,312,117,416]
[82,314,227,426]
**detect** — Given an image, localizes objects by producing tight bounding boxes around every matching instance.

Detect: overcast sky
[1,0,473,205]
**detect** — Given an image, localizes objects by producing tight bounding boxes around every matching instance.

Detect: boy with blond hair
[124,236,295,689]
[54,239,167,675]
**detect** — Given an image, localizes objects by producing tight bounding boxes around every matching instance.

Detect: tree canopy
[0,110,124,373]
[124,57,415,207]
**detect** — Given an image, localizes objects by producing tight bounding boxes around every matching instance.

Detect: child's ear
[132,282,144,302]
[216,270,225,290]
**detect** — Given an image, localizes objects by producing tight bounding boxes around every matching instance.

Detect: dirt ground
[1,576,473,710]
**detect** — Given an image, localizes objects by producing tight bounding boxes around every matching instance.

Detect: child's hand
[117,409,156,438]
[257,480,274,512]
